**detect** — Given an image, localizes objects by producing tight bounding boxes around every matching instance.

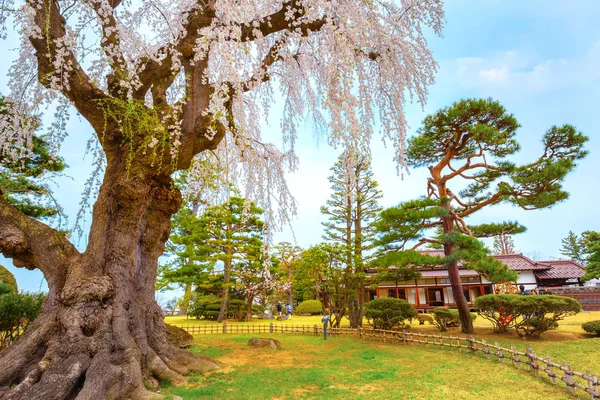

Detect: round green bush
[582,320,600,336]
[364,298,415,330]
[0,265,17,293]
[295,300,323,315]
[432,309,476,331]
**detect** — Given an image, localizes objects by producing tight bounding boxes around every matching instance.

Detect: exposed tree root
[0,300,219,400]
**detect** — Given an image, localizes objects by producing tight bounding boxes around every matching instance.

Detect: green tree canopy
[377,98,588,333]
[0,97,66,221]
[560,230,585,264]
[0,265,17,293]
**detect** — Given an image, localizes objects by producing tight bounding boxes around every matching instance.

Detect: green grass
[159,333,598,399]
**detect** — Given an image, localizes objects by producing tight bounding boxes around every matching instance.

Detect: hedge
[295,300,323,315]
[582,320,600,336]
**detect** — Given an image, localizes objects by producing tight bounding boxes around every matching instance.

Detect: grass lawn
[160,333,598,400]
[161,311,600,399]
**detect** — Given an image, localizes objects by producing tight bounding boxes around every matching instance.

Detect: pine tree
[386,98,588,333]
[320,152,382,328]
[560,231,584,263]
[192,197,264,322]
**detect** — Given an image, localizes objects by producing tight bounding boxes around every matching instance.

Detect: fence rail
[180,323,600,399]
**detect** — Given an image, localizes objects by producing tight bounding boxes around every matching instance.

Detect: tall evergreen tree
[394,98,588,333]
[320,152,382,328]
[560,231,584,263]
[192,197,264,322]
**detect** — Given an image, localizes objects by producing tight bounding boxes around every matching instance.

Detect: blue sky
[2,1,600,292]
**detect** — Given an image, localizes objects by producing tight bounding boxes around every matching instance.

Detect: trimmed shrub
[475,294,581,338]
[432,309,476,331]
[582,320,600,336]
[475,294,521,333]
[295,300,323,315]
[187,294,221,320]
[364,298,415,330]
[227,299,246,320]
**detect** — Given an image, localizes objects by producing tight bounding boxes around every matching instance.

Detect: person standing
[277,302,282,317]
[286,303,292,320]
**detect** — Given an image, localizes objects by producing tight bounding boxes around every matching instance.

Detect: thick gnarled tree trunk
[0,162,219,399]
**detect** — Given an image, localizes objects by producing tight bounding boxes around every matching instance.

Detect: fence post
[270,322,273,333]
[495,342,504,364]
[314,324,318,336]
[357,327,361,339]
[222,323,227,334]
[585,370,596,400]
[402,329,408,345]
[511,346,521,370]
[589,372,599,400]
[467,335,475,353]
[526,347,538,376]
[545,356,556,385]
[563,362,576,395]
[481,339,489,359]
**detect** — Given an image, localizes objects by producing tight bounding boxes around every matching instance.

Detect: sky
[2,0,600,293]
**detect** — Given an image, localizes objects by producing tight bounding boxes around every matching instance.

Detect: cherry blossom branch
[27,0,108,135]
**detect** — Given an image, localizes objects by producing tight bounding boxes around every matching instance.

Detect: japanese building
[369,250,587,311]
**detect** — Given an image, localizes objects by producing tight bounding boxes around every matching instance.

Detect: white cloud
[448,41,600,95]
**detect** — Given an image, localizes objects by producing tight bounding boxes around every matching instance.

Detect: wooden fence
[180,323,600,399]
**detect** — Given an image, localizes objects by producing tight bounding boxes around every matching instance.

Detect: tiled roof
[492,254,551,271]
[534,260,585,280]
[372,251,582,281]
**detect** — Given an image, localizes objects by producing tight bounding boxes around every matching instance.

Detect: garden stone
[248,338,281,349]
[165,324,194,348]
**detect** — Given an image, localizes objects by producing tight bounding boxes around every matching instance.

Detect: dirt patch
[210,341,317,373]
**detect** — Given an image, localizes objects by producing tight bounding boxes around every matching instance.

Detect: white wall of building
[515,271,537,290]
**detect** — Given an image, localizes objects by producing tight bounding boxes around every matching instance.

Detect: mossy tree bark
[0,148,220,399]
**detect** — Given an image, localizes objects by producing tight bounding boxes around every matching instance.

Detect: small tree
[560,231,585,264]
[513,296,581,338]
[364,298,415,330]
[475,294,522,333]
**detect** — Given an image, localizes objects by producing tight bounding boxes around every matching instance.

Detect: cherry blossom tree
[0,0,443,397]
